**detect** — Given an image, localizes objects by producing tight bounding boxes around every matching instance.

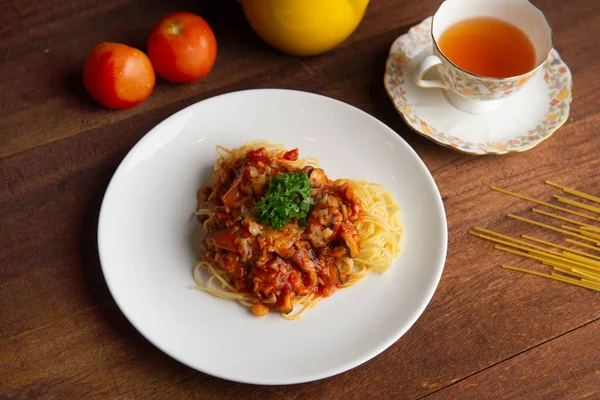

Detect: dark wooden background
[1,0,599,398]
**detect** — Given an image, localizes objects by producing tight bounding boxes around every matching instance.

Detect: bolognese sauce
[197,147,363,316]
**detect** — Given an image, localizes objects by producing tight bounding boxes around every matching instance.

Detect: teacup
[414,0,552,114]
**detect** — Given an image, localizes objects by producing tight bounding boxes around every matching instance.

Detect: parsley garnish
[256,171,313,230]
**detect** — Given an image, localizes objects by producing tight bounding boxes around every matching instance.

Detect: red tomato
[147,12,217,83]
[83,43,155,109]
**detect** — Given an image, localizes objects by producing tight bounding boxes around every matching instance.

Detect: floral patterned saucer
[384,17,573,155]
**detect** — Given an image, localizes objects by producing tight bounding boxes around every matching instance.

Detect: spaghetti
[473,183,600,292]
[192,140,403,319]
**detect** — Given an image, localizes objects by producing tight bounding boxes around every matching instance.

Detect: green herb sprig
[256,171,313,230]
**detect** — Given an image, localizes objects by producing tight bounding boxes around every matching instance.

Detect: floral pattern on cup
[434,46,542,101]
[384,17,573,155]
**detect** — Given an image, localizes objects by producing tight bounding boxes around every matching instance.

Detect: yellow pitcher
[239,0,370,56]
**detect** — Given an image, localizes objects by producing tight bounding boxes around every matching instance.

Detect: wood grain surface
[1,0,600,398]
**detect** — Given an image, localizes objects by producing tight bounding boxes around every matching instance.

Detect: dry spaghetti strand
[491,186,600,222]
[580,226,600,233]
[561,225,600,240]
[507,214,600,243]
[502,265,600,292]
[491,242,596,272]
[566,239,600,251]
[546,181,600,204]
[531,208,597,229]
[471,184,600,293]
[470,230,561,256]
[472,231,600,277]
[553,195,600,215]
[522,235,600,261]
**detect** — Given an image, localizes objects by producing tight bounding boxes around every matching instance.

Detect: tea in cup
[414,0,552,113]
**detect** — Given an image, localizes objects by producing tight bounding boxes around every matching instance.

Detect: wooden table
[2,0,599,398]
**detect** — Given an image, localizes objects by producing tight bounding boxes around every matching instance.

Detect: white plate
[98,89,447,385]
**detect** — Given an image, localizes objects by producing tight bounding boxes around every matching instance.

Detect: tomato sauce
[197,148,362,316]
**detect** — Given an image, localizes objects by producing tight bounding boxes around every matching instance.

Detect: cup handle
[414,55,447,89]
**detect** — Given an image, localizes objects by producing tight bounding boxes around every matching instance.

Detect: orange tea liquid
[438,17,536,78]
